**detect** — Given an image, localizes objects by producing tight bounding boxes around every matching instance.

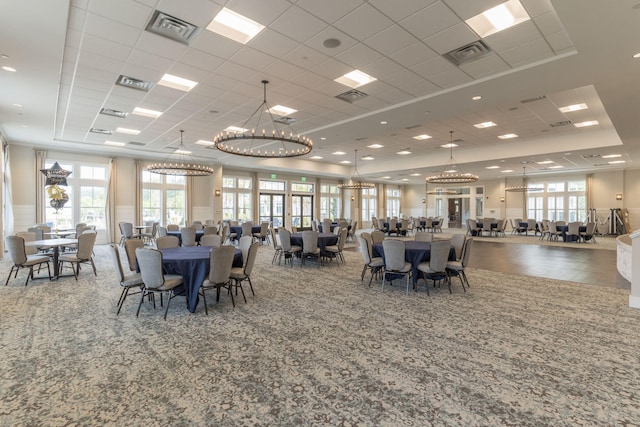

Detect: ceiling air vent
[116,75,154,92]
[581,154,601,159]
[100,108,128,118]
[145,10,201,45]
[443,40,492,66]
[128,141,146,146]
[274,116,297,125]
[550,120,573,128]
[520,95,547,104]
[335,89,368,103]
[90,128,112,135]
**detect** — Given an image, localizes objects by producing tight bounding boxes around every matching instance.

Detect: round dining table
[290,232,338,256]
[167,230,204,245]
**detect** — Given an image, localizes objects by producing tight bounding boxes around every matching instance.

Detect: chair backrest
[35,224,52,234]
[108,243,126,282]
[278,228,292,251]
[556,220,566,226]
[311,220,318,231]
[244,241,260,276]
[155,236,180,249]
[135,248,165,290]
[389,218,397,230]
[333,226,341,235]
[238,235,252,264]
[377,218,385,230]
[27,227,44,240]
[166,224,179,231]
[200,234,222,247]
[482,218,494,229]
[461,238,474,267]
[357,236,371,264]
[229,220,239,226]
[337,228,348,250]
[400,219,408,230]
[75,223,87,236]
[585,222,596,234]
[205,219,215,226]
[527,219,536,230]
[270,227,280,248]
[208,245,236,284]
[121,222,134,238]
[350,220,358,233]
[77,231,97,260]
[124,238,145,271]
[429,240,451,272]
[382,239,405,271]
[221,224,229,238]
[496,219,505,231]
[322,219,332,233]
[371,230,385,244]
[361,232,374,257]
[450,234,466,259]
[259,222,269,235]
[192,221,203,230]
[301,230,318,253]
[241,222,253,237]
[180,227,197,246]
[6,235,27,265]
[549,222,558,232]
[203,225,218,235]
[157,226,168,237]
[568,222,581,234]
[415,232,433,242]
[16,231,38,255]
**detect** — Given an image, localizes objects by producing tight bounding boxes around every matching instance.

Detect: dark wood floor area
[468,240,629,290]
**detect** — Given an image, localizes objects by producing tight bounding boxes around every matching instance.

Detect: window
[223,175,253,221]
[529,178,586,222]
[386,187,400,218]
[291,182,313,192]
[259,180,285,191]
[361,187,377,223]
[527,196,544,221]
[142,170,185,225]
[44,162,108,230]
[320,184,340,220]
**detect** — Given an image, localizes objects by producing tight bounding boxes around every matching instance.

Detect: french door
[291,195,313,229]
[259,193,285,228]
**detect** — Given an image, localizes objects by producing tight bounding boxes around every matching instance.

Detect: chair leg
[163,291,172,320]
[117,287,129,315]
[201,288,209,315]
[237,280,247,303]
[247,277,255,296]
[136,289,146,317]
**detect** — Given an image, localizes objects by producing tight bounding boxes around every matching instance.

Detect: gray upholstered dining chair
[124,238,145,272]
[580,222,597,244]
[269,227,282,264]
[357,235,384,287]
[155,236,180,249]
[180,226,197,247]
[58,231,97,280]
[277,228,301,267]
[381,239,412,294]
[415,232,433,242]
[203,225,218,235]
[135,247,183,320]
[447,238,473,290]
[166,224,180,231]
[322,219,332,234]
[371,230,385,245]
[253,222,269,244]
[416,239,451,294]
[241,222,253,241]
[230,240,259,302]
[156,226,168,237]
[325,227,348,265]
[5,235,52,286]
[567,222,581,242]
[450,234,466,260]
[301,230,321,267]
[238,235,252,267]
[198,245,236,315]
[200,234,222,247]
[107,243,143,315]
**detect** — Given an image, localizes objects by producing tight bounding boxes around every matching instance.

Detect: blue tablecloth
[373,240,455,285]
[229,225,261,238]
[556,225,587,242]
[160,246,243,313]
[167,230,204,245]
[382,222,407,235]
[290,232,338,256]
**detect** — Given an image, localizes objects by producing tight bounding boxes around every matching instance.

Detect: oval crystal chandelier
[211,80,313,158]
[505,166,543,192]
[425,131,479,184]
[337,149,375,190]
[147,130,214,176]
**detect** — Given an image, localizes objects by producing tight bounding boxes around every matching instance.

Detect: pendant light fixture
[147,130,214,176]
[505,166,543,192]
[425,131,479,184]
[337,149,375,190]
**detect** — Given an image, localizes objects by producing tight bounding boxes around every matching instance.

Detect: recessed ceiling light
[381,176,391,179]
[268,105,297,116]
[368,144,384,148]
[116,127,140,135]
[174,149,191,155]
[309,155,323,160]
[472,96,482,101]
[474,121,496,128]
[158,73,198,92]
[396,150,411,155]
[12,103,23,108]
[340,160,351,164]
[466,0,531,38]
[444,169,457,173]
[362,155,375,160]
[320,137,327,140]
[401,178,409,182]
[536,160,554,164]
[334,69,377,89]
[410,173,421,176]
[602,154,622,158]
[413,134,432,140]
[574,120,599,127]
[558,103,588,113]
[332,151,346,155]
[104,141,126,147]
[2,66,16,72]
[441,143,458,148]
[498,133,518,139]
[486,166,500,169]
[206,7,265,44]
[608,160,626,164]
[224,125,249,133]
[195,140,214,146]
[501,169,514,173]
[634,52,640,58]
[548,165,564,169]
[380,121,387,125]
[132,107,163,118]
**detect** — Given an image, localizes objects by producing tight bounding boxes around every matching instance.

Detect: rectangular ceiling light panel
[206,7,265,44]
[158,74,198,92]
[466,0,531,38]
[334,70,377,89]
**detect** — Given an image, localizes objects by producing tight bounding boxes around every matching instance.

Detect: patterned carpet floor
[0,240,638,426]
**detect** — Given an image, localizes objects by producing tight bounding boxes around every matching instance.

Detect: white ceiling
[1,0,639,185]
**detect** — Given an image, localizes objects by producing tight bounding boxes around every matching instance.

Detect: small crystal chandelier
[337,149,375,190]
[425,131,479,184]
[505,166,543,192]
[211,80,313,158]
[147,130,214,176]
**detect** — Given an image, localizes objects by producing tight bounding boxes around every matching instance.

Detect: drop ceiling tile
[283,45,330,69]
[423,22,479,55]
[364,25,417,55]
[226,0,293,26]
[400,1,460,40]
[334,4,394,40]
[520,0,555,18]
[289,71,328,90]
[78,52,125,74]
[410,56,457,79]
[383,69,424,88]
[119,63,163,83]
[87,0,152,28]
[128,49,175,74]
[334,44,381,69]
[459,54,511,79]
[262,61,307,82]
[180,48,226,72]
[228,46,277,72]
[190,30,242,60]
[500,38,554,67]
[534,11,564,36]
[135,31,189,60]
[483,20,540,53]
[84,13,141,47]
[249,28,299,58]
[375,87,413,104]
[428,67,473,88]
[270,5,328,43]
[311,58,352,81]
[367,0,438,21]
[69,6,88,32]
[388,42,438,68]
[362,57,406,78]
[295,0,362,24]
[304,27,358,57]
[442,0,504,20]
[156,0,220,28]
[546,31,574,54]
[400,79,441,97]
[81,34,133,61]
